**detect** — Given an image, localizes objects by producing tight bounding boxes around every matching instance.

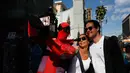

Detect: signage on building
[40,16,50,26]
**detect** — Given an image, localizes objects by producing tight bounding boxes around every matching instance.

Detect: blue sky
[55,0,130,36]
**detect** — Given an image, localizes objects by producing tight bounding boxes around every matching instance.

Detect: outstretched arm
[46,38,76,59]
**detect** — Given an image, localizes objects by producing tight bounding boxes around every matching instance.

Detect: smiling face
[78,34,89,48]
[85,22,99,39]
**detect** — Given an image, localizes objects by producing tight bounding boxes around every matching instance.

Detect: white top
[89,36,106,73]
[68,56,91,73]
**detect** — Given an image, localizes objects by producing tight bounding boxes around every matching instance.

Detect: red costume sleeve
[46,38,63,55]
[28,21,38,37]
[46,38,76,59]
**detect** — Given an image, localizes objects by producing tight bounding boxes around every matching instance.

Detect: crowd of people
[123,43,130,73]
[31,19,130,73]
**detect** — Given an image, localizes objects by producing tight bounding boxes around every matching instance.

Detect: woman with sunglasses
[68,34,94,73]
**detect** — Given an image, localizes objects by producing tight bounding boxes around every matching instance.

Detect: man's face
[85,22,98,39]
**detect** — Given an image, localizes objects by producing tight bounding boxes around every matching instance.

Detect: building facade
[54,0,86,39]
[86,8,92,20]
[122,14,130,38]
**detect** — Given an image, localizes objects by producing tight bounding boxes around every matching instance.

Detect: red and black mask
[57,22,70,40]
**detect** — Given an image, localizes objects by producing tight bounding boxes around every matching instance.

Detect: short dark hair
[85,20,101,33]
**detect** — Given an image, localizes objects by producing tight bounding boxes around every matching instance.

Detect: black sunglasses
[85,26,94,31]
[62,27,70,33]
[78,37,86,41]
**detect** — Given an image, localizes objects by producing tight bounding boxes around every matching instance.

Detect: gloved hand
[60,44,76,59]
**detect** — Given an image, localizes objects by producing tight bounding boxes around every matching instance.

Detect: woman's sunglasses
[78,37,86,41]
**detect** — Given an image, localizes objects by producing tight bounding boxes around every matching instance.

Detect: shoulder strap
[76,51,85,73]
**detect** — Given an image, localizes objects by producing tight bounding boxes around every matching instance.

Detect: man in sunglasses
[85,20,126,73]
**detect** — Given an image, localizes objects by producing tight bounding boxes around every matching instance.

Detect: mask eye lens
[63,27,70,33]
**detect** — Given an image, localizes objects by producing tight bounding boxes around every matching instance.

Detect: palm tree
[95,5,107,34]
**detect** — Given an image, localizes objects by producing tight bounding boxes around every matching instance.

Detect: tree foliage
[96,5,107,21]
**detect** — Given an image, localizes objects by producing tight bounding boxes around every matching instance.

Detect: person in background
[68,34,94,73]
[85,20,126,73]
[124,44,130,73]
[122,46,129,64]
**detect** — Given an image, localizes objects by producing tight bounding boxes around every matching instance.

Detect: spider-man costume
[28,21,76,73]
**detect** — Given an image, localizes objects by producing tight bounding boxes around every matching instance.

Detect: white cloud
[100,0,103,5]
[111,14,121,21]
[113,7,130,14]
[103,30,122,36]
[113,8,120,13]
[95,0,130,22]
[121,14,129,19]
[105,5,114,12]
[111,10,129,21]
[111,0,130,21]
[120,8,130,13]
[103,26,122,36]
[115,0,130,7]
